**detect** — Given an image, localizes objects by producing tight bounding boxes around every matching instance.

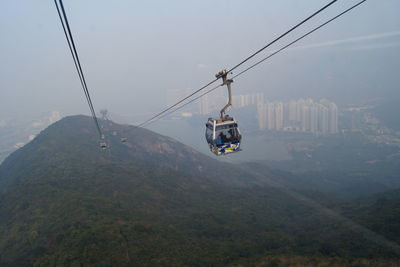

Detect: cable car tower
[205,70,242,155]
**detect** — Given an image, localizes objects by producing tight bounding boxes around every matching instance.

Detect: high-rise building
[257,103,267,130]
[275,102,284,130]
[329,102,338,134]
[199,93,210,115]
[310,104,318,134]
[196,92,339,135]
[302,106,310,131]
[232,92,265,109]
[319,106,329,134]
[258,98,339,135]
[198,87,226,115]
[49,111,61,124]
[267,103,276,130]
[296,98,305,122]
[255,92,265,105]
[289,100,297,122]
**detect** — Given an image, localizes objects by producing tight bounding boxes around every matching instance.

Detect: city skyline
[191,88,339,135]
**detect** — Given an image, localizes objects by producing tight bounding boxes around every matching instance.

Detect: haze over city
[1,0,400,121]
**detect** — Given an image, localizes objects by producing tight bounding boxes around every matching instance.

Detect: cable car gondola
[100,134,107,149]
[205,70,242,156]
[100,142,107,149]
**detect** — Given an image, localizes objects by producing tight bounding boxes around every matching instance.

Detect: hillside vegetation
[0,116,399,266]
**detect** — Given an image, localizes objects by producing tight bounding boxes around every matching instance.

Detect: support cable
[138,0,338,127]
[144,84,221,127]
[54,0,103,139]
[232,0,367,80]
[226,0,337,73]
[141,0,367,127]
[137,78,219,127]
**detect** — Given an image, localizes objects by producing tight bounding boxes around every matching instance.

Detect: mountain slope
[342,189,400,245]
[0,115,399,266]
[0,115,256,191]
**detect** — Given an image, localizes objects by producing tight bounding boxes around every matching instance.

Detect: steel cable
[54,0,103,138]
[138,0,338,127]
[142,0,367,126]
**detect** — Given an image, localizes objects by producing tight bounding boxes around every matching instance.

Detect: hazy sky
[1,0,400,121]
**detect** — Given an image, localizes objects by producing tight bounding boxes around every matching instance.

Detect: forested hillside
[0,116,399,266]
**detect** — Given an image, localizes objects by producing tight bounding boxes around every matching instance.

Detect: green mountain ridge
[0,115,399,266]
[342,188,400,245]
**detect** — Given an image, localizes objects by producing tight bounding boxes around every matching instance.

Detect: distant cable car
[100,142,107,149]
[100,134,107,149]
[205,70,242,155]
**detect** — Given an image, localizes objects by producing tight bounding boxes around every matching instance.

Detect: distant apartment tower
[289,100,297,122]
[302,106,310,132]
[198,88,225,115]
[319,106,330,135]
[275,102,284,130]
[255,92,265,105]
[310,104,318,134]
[267,103,276,130]
[199,93,210,115]
[258,98,339,135]
[257,103,267,130]
[329,102,338,134]
[197,92,339,135]
[233,92,265,108]
[296,98,305,122]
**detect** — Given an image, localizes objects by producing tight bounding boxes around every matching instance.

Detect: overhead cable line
[138,0,338,127]
[142,0,367,126]
[137,78,219,127]
[232,0,368,80]
[144,84,222,127]
[226,0,337,74]
[54,0,93,119]
[54,0,103,139]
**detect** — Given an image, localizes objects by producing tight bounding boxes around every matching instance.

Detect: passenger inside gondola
[217,133,223,145]
[205,117,241,155]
